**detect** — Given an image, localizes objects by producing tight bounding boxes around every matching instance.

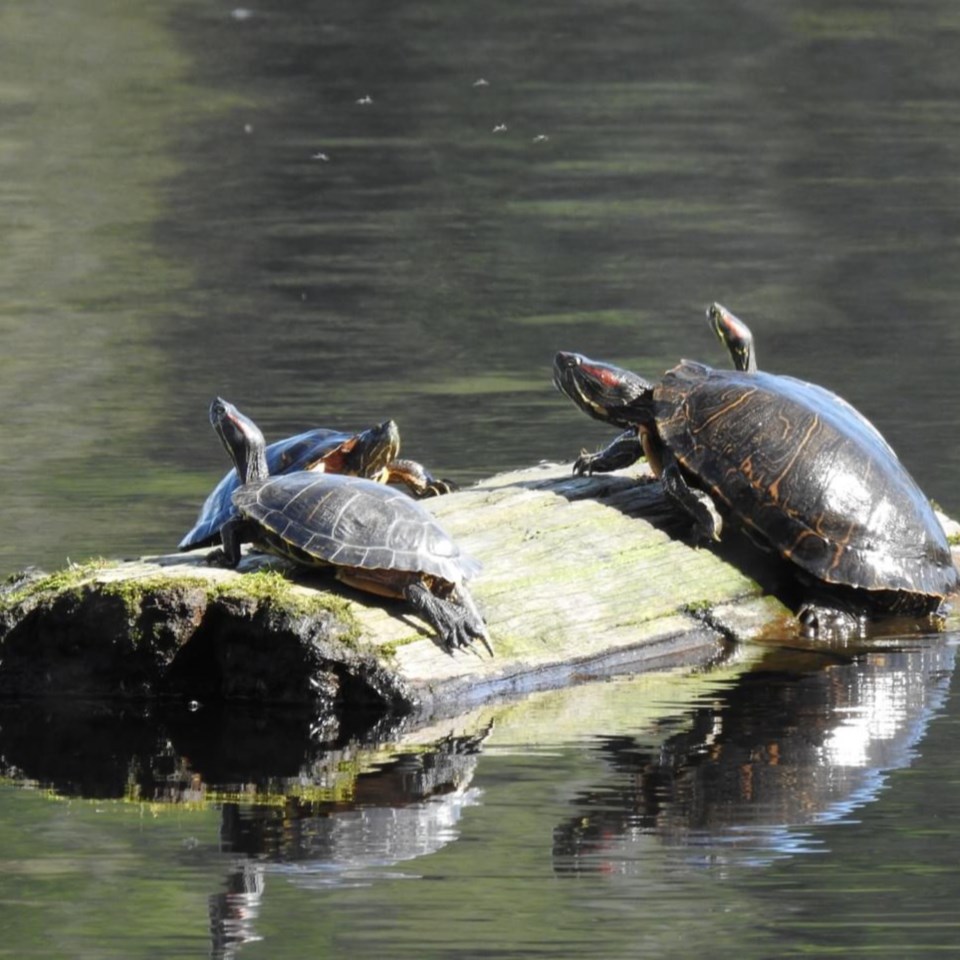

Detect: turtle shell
[654,360,958,602]
[179,427,355,550]
[233,472,480,586]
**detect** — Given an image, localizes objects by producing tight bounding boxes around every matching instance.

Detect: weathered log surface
[1,462,954,721]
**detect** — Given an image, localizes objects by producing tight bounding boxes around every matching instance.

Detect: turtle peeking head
[707,302,756,373]
[553,351,653,426]
[325,418,401,478]
[210,397,269,486]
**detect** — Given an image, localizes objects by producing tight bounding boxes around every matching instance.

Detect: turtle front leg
[404,581,493,656]
[659,447,723,542]
[386,458,457,497]
[574,429,644,476]
[207,516,245,567]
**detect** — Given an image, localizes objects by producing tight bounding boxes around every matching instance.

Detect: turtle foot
[573,454,594,476]
[421,477,458,497]
[204,546,245,570]
[387,460,457,498]
[404,582,493,657]
[573,429,645,477]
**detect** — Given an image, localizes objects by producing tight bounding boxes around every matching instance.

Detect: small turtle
[180,415,450,551]
[553,350,958,630]
[707,302,756,372]
[210,398,491,655]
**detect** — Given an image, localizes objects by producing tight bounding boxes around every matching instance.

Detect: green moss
[0,558,114,609]
[209,569,299,604]
[377,633,424,661]
[2,561,362,650]
[92,575,205,647]
[100,574,209,605]
[947,531,960,547]
[208,570,361,639]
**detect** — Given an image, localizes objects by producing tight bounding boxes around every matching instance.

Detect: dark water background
[4,1,960,956]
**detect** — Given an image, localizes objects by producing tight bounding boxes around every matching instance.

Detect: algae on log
[0,462,815,718]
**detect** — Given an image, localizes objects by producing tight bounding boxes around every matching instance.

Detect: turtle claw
[387,460,457,498]
[441,607,493,657]
[573,451,597,476]
[459,621,494,658]
[421,478,459,498]
[404,582,493,657]
[573,430,645,476]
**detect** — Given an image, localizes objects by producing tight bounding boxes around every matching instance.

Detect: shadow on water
[0,700,385,800]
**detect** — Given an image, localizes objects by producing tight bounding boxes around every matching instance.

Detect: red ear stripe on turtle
[725,314,752,345]
[580,363,625,388]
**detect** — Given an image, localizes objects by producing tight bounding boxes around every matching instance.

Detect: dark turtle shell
[180,427,360,550]
[654,361,958,602]
[233,472,480,586]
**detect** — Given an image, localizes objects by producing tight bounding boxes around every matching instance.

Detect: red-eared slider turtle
[209,398,491,655]
[708,302,756,373]
[180,415,451,551]
[553,351,958,629]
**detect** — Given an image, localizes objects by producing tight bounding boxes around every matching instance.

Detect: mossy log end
[2,462,951,721]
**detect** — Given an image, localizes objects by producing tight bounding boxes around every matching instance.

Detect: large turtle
[180,415,450,551]
[553,350,958,629]
[209,398,491,655]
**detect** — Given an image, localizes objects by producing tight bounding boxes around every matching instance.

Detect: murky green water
[5,0,960,573]
[1,638,958,958]
[4,1,960,956]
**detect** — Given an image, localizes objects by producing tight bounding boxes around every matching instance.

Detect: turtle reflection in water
[208,398,491,655]
[180,413,452,552]
[552,334,958,633]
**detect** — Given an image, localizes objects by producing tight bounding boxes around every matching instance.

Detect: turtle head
[553,351,654,427]
[707,302,756,373]
[322,419,401,480]
[210,397,269,485]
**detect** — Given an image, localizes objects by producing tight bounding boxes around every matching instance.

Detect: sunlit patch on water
[233,785,484,892]
[549,635,957,872]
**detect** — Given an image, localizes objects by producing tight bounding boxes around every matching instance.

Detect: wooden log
[1,462,951,722]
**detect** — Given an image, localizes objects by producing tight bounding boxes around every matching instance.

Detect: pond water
[2,637,960,958]
[3,0,960,956]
